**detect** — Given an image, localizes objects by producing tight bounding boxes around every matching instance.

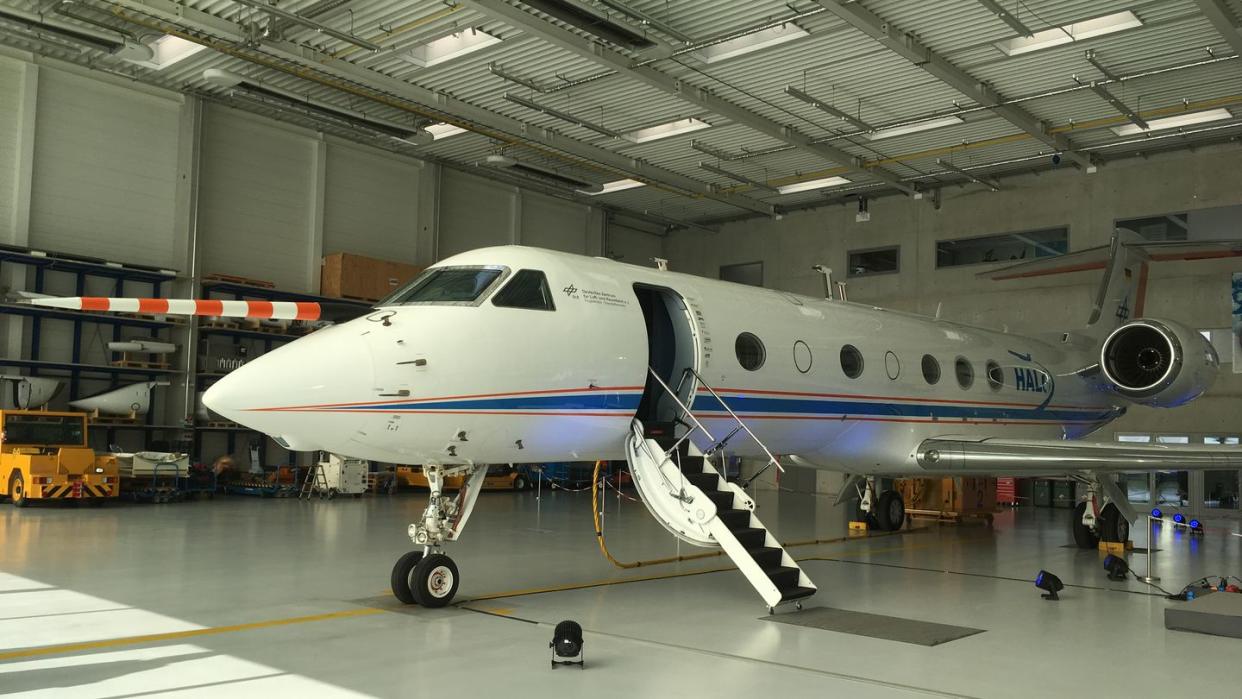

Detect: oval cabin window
[921,354,940,385]
[735,333,766,371]
[840,345,864,379]
[987,360,1004,391]
[955,357,974,389]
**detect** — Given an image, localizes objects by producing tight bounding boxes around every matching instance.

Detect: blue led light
[1151,508,1163,519]
[1035,572,1044,587]
[1190,519,1201,530]
[1173,513,1186,524]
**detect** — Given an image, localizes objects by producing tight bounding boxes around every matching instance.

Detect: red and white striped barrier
[23,297,324,321]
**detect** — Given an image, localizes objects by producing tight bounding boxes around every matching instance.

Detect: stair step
[678,455,704,473]
[707,491,735,510]
[732,527,767,549]
[765,566,801,590]
[747,546,783,569]
[686,472,719,492]
[780,586,817,602]
[716,508,751,530]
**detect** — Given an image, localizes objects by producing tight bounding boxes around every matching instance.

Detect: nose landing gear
[390,464,485,607]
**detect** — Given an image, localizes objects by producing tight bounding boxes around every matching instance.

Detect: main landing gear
[848,476,906,531]
[390,464,486,607]
[1070,476,1133,549]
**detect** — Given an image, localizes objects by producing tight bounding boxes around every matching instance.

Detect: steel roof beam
[461,0,917,195]
[974,0,1032,37]
[1193,0,1242,56]
[935,158,1000,191]
[1087,82,1148,130]
[698,162,780,193]
[784,86,872,131]
[813,0,1096,171]
[105,0,774,217]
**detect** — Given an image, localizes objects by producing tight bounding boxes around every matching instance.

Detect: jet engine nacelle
[1100,318,1218,407]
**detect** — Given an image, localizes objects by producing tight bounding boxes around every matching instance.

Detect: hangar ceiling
[2,0,1242,231]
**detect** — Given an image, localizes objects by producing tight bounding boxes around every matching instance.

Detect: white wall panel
[0,56,22,242]
[323,141,421,264]
[198,105,315,291]
[28,68,180,268]
[520,192,588,253]
[437,168,513,258]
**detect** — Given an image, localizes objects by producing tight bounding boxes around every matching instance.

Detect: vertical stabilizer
[1086,229,1149,341]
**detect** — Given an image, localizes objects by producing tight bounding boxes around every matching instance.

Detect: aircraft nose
[202,324,373,451]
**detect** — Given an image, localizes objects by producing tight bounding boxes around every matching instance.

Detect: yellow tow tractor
[0,410,119,507]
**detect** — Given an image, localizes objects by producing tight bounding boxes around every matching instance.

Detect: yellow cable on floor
[591,460,920,570]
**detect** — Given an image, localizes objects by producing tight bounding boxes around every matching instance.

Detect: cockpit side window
[382,266,507,306]
[492,269,555,311]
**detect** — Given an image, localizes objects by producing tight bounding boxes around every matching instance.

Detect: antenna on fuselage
[652,257,669,271]
[811,265,834,300]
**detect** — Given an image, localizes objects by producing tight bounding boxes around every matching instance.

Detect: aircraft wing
[916,438,1242,475]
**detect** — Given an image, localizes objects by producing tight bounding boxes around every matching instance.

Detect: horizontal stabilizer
[917,437,1242,475]
[982,238,1242,281]
[20,297,367,322]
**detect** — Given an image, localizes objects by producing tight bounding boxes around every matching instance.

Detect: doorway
[633,284,698,428]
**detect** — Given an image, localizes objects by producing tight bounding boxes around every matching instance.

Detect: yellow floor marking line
[0,608,382,661]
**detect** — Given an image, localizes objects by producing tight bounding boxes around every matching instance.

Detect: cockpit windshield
[381,266,508,306]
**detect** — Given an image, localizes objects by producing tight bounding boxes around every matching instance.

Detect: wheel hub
[428,565,454,598]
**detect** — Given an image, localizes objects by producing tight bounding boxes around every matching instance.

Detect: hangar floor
[0,489,1238,698]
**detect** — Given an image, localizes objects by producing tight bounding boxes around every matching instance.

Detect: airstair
[625,368,816,611]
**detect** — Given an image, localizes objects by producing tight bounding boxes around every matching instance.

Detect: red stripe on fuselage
[697,386,1102,412]
[248,385,648,411]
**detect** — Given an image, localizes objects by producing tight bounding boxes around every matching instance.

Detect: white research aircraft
[22,229,1242,611]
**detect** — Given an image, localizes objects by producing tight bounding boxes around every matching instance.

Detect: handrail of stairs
[683,367,785,479]
[646,366,716,458]
[630,419,695,505]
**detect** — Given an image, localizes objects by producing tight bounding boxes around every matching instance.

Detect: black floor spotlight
[550,620,585,669]
[1035,570,1064,600]
[1103,554,1130,582]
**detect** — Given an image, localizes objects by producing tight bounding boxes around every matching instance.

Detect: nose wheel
[391,464,486,608]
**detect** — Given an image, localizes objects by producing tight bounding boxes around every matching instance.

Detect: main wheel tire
[390,551,424,605]
[513,475,529,491]
[410,553,459,608]
[1071,501,1100,549]
[10,472,28,508]
[1100,503,1130,543]
[875,490,905,531]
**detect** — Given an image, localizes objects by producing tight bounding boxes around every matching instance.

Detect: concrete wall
[664,143,1242,443]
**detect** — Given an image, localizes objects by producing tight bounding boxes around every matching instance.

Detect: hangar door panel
[323,142,420,264]
[0,57,24,243]
[199,105,315,292]
[29,68,180,268]
[438,169,513,258]
[520,192,588,254]
[607,226,663,267]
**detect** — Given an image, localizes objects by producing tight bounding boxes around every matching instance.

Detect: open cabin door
[632,284,698,427]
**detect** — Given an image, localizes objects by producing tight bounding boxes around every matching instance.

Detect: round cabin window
[793,340,812,374]
[955,357,974,389]
[884,351,900,380]
[735,333,766,371]
[840,345,864,379]
[921,354,940,385]
[986,360,1004,391]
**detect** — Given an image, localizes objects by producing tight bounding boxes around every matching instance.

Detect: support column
[307,134,327,293]
[167,95,202,427]
[510,185,522,244]
[2,60,38,359]
[416,162,440,265]
[586,205,606,257]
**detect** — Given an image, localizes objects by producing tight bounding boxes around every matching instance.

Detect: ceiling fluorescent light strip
[622,118,711,144]
[866,115,964,141]
[1110,108,1233,137]
[425,123,468,140]
[693,22,809,63]
[578,178,645,195]
[403,29,502,68]
[994,10,1142,57]
[776,176,851,195]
